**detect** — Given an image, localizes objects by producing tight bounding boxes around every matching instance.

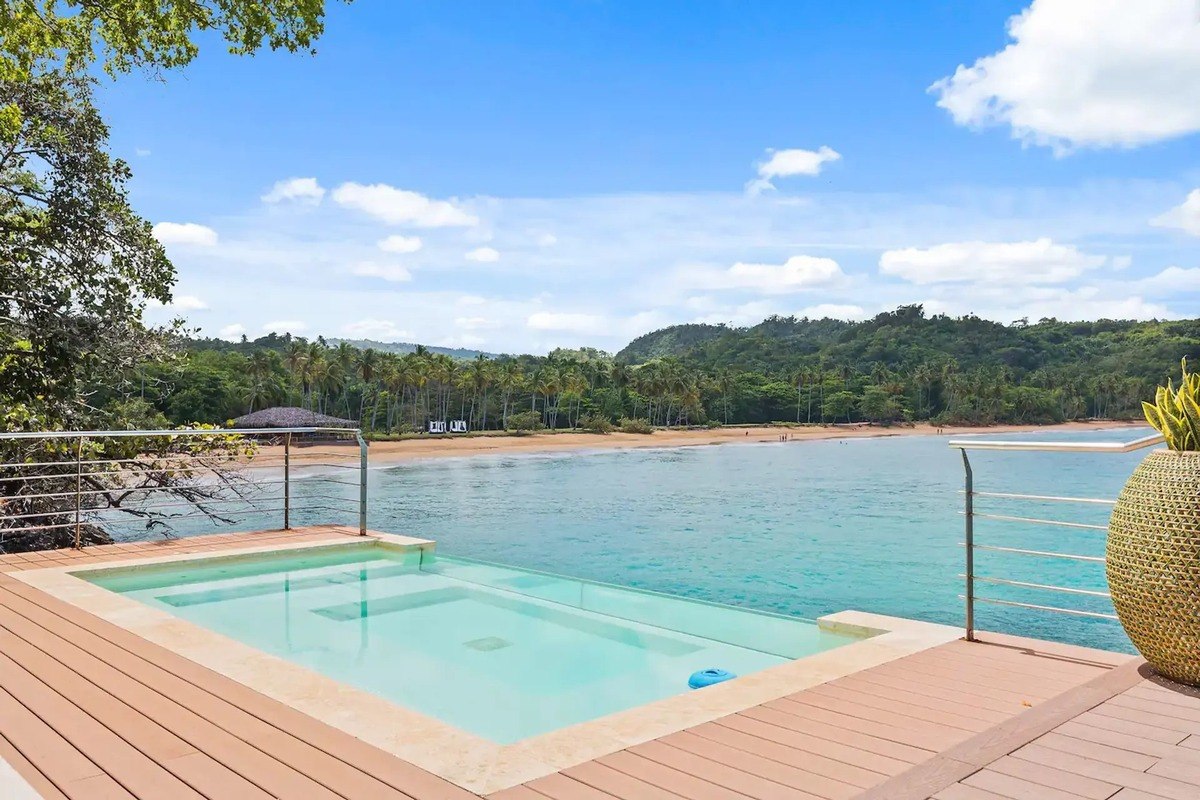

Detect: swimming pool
[83,541,859,743]
[101,427,1151,653]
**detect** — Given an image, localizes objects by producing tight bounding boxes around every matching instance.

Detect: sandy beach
[268,420,1148,467]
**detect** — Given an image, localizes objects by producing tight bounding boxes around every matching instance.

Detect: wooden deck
[0,527,1197,799]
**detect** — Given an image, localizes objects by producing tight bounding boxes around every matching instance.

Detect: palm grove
[152,305,1200,434]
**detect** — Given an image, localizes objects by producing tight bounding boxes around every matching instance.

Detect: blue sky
[106,0,1200,353]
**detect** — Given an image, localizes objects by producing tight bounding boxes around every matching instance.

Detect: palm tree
[714,367,735,424]
[496,361,525,428]
[334,342,356,416]
[534,366,560,427]
[409,355,430,430]
[466,355,494,429]
[355,348,379,426]
[793,367,808,423]
[243,368,284,413]
[814,361,828,424]
[282,341,308,404]
[316,359,344,416]
[562,365,587,428]
[302,341,325,409]
[912,362,935,420]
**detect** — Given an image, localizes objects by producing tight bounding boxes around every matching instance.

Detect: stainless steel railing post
[356,430,368,535]
[73,436,84,550]
[283,432,292,530]
[961,447,974,642]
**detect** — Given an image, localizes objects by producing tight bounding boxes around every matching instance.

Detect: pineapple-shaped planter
[1108,450,1200,684]
[1108,360,1200,685]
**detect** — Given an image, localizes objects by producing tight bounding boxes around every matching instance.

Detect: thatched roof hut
[230,407,357,429]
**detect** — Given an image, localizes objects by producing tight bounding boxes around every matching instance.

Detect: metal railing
[0,427,368,550]
[951,431,1163,641]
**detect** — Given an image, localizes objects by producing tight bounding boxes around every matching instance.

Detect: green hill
[618,306,1200,385]
[326,338,497,360]
[617,323,730,363]
[186,333,495,361]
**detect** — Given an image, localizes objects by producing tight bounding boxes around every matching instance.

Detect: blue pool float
[688,668,736,689]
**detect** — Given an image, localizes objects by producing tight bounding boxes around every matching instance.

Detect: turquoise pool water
[85,544,856,743]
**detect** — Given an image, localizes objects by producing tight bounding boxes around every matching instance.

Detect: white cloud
[690,300,868,326]
[377,234,424,254]
[928,287,1175,322]
[261,320,307,333]
[1136,266,1200,294]
[1152,189,1200,236]
[152,222,218,247]
[537,233,558,247]
[350,261,412,282]
[455,316,497,330]
[879,238,1107,284]
[685,255,847,294]
[332,182,478,227]
[135,148,151,157]
[341,319,413,340]
[218,323,246,341]
[150,177,1200,353]
[465,246,500,263]
[163,294,208,311]
[748,146,840,193]
[146,294,208,312]
[527,312,608,335]
[930,0,1200,151]
[798,304,868,320]
[262,177,326,205]
[437,334,488,348]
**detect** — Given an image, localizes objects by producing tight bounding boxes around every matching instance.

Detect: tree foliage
[1,73,173,423]
[1,0,342,79]
[155,304,1200,436]
[0,1,344,553]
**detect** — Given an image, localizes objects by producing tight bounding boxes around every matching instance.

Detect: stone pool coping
[8,534,964,794]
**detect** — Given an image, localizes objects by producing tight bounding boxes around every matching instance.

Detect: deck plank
[559,761,689,800]
[598,750,757,800]
[1032,731,1158,771]
[848,668,1034,716]
[801,682,995,732]
[0,527,473,800]
[990,754,1122,799]
[660,729,857,797]
[772,694,968,751]
[522,773,622,800]
[626,740,807,800]
[710,713,913,775]
[735,704,934,764]
[7,526,1191,800]
[0,650,205,800]
[687,719,892,784]
[962,768,1091,800]
[0,581,403,800]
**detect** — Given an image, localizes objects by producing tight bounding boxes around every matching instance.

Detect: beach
[267,420,1148,467]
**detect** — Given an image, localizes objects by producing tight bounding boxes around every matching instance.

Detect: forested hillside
[618,306,1198,384]
[130,305,1199,432]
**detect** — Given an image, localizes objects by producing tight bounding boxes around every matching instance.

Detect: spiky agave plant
[1143,358,1200,451]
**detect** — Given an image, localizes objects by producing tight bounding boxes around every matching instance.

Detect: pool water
[85,544,857,743]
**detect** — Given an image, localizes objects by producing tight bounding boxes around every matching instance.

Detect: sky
[104,0,1200,354]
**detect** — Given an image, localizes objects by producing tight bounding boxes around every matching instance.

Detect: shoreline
[271,420,1148,468]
